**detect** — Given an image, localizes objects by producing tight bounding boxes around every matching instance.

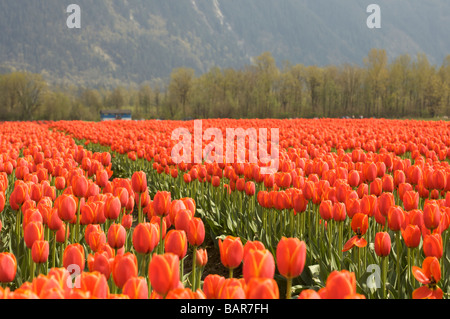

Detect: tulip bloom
[387,206,405,232]
[423,202,441,231]
[243,249,275,284]
[164,230,188,260]
[31,240,49,264]
[276,237,306,299]
[196,248,208,268]
[63,243,85,273]
[0,252,17,283]
[401,224,421,248]
[79,271,109,299]
[122,276,148,299]
[57,194,77,222]
[149,253,179,297]
[403,191,419,211]
[107,223,126,250]
[219,236,244,274]
[153,191,171,217]
[245,278,279,299]
[132,222,159,255]
[202,274,225,299]
[112,253,138,290]
[24,221,45,249]
[187,217,205,247]
[374,232,391,257]
[422,234,443,259]
[319,200,333,221]
[131,171,147,194]
[318,270,365,299]
[342,213,368,252]
[88,251,112,280]
[412,257,443,299]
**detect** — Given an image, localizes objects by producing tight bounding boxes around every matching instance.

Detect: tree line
[1,49,449,121]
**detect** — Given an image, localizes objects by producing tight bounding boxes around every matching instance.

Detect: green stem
[192,247,197,290]
[286,277,292,300]
[396,231,401,298]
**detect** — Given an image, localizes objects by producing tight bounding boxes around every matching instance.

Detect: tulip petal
[412,286,433,299]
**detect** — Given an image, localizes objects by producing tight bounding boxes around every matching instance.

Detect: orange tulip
[298,289,321,299]
[132,222,159,255]
[195,248,208,268]
[332,202,347,222]
[112,253,138,289]
[401,224,421,248]
[89,230,107,253]
[122,276,148,299]
[166,287,197,299]
[243,249,275,284]
[164,229,188,260]
[387,206,405,232]
[153,191,171,217]
[63,243,85,272]
[377,192,394,217]
[245,278,279,299]
[24,221,44,249]
[423,201,441,231]
[104,196,121,221]
[149,253,179,297]
[107,223,126,250]
[374,232,391,257]
[131,171,147,194]
[412,257,443,299]
[202,274,226,299]
[218,278,246,299]
[422,233,443,259]
[187,217,205,247]
[0,252,17,283]
[276,237,306,279]
[57,194,77,222]
[88,251,112,280]
[319,200,333,221]
[79,271,109,299]
[318,270,364,299]
[72,174,88,198]
[31,240,49,264]
[403,190,419,211]
[219,236,244,270]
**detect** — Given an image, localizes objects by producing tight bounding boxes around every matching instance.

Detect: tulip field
[0,118,449,300]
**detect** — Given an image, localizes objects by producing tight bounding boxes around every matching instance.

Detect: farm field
[0,118,449,300]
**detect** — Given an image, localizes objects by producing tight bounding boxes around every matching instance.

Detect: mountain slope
[1,0,449,87]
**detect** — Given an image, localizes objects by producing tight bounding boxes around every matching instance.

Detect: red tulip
[31,240,49,264]
[422,234,443,259]
[403,191,419,211]
[202,274,225,299]
[24,221,44,249]
[63,243,85,272]
[276,237,306,279]
[245,278,279,299]
[107,223,126,250]
[374,232,391,257]
[131,171,147,193]
[0,252,17,283]
[423,202,441,231]
[122,276,148,299]
[401,224,421,248]
[132,222,159,255]
[149,253,179,297]
[219,236,244,270]
[112,253,138,289]
[243,249,275,284]
[412,257,443,299]
[196,248,208,268]
[79,271,109,299]
[153,191,171,217]
[164,230,188,260]
[187,217,205,247]
[387,206,405,232]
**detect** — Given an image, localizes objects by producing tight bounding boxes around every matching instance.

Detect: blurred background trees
[1,49,449,121]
